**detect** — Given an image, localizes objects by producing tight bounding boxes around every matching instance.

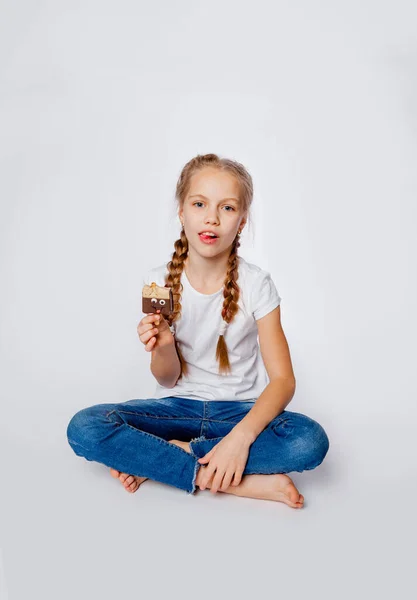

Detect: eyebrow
[189,194,239,204]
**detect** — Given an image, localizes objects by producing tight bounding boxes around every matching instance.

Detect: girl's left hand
[197,429,252,493]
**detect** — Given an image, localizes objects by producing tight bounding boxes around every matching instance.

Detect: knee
[310,420,330,464]
[66,408,91,451]
[290,416,330,471]
[66,404,113,451]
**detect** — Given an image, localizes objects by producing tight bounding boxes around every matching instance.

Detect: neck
[184,249,236,284]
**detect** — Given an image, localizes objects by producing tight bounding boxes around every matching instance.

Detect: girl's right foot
[110,468,148,493]
[170,439,305,508]
[224,472,305,508]
[196,467,305,508]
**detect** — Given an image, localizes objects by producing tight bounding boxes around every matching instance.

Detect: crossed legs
[110,439,305,508]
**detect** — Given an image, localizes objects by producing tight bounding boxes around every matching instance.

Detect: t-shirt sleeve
[251,269,282,321]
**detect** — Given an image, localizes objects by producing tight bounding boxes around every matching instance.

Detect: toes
[127,478,139,493]
[295,494,304,507]
[285,489,304,508]
[114,472,144,493]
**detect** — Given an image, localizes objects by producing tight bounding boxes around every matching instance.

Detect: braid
[215,234,241,375]
[164,227,189,379]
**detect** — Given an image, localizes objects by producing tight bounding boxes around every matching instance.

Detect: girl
[67,153,329,508]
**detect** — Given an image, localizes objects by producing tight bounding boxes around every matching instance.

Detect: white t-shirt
[142,256,281,402]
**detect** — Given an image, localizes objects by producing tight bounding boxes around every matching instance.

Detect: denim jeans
[66,396,330,495]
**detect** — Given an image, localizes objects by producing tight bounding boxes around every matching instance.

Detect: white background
[1,1,416,598]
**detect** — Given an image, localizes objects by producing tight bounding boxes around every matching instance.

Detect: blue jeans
[66,397,330,495]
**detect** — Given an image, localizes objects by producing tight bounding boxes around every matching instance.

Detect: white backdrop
[1,1,416,599]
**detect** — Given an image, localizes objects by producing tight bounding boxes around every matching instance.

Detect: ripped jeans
[66,396,330,495]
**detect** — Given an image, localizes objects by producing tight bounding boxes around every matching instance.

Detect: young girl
[67,153,329,509]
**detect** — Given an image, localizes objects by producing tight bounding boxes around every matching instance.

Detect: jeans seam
[201,401,207,436]
[115,410,244,425]
[108,409,289,430]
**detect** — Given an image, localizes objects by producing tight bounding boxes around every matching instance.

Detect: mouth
[198,232,219,244]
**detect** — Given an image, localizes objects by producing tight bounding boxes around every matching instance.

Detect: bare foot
[220,472,304,508]
[110,468,148,494]
[169,439,304,508]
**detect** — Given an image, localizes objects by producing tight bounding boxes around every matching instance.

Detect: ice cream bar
[142,281,174,316]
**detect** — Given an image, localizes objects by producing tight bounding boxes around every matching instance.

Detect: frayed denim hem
[189,435,206,459]
[186,459,202,496]
[186,435,207,495]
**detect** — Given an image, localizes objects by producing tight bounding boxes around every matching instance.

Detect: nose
[204,211,220,225]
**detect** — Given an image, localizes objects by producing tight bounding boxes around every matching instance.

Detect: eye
[151,298,157,305]
[159,299,166,306]
[193,202,235,211]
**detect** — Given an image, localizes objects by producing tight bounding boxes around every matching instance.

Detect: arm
[150,338,181,389]
[232,305,296,444]
[233,377,296,443]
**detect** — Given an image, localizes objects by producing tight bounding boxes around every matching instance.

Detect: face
[178,168,247,254]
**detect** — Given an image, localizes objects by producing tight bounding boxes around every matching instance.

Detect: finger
[144,336,157,352]
[140,323,158,335]
[210,470,226,494]
[153,317,162,329]
[140,315,153,326]
[199,465,216,491]
[220,470,234,492]
[140,317,160,331]
[140,314,161,329]
[232,470,244,486]
[142,323,159,335]
[198,449,214,463]
[198,456,210,464]
[141,327,159,344]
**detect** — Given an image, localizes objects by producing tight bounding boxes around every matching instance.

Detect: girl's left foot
[110,468,148,493]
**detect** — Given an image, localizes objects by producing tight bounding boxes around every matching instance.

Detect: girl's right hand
[137,311,174,352]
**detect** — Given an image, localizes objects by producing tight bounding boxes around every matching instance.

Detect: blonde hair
[163,153,253,380]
